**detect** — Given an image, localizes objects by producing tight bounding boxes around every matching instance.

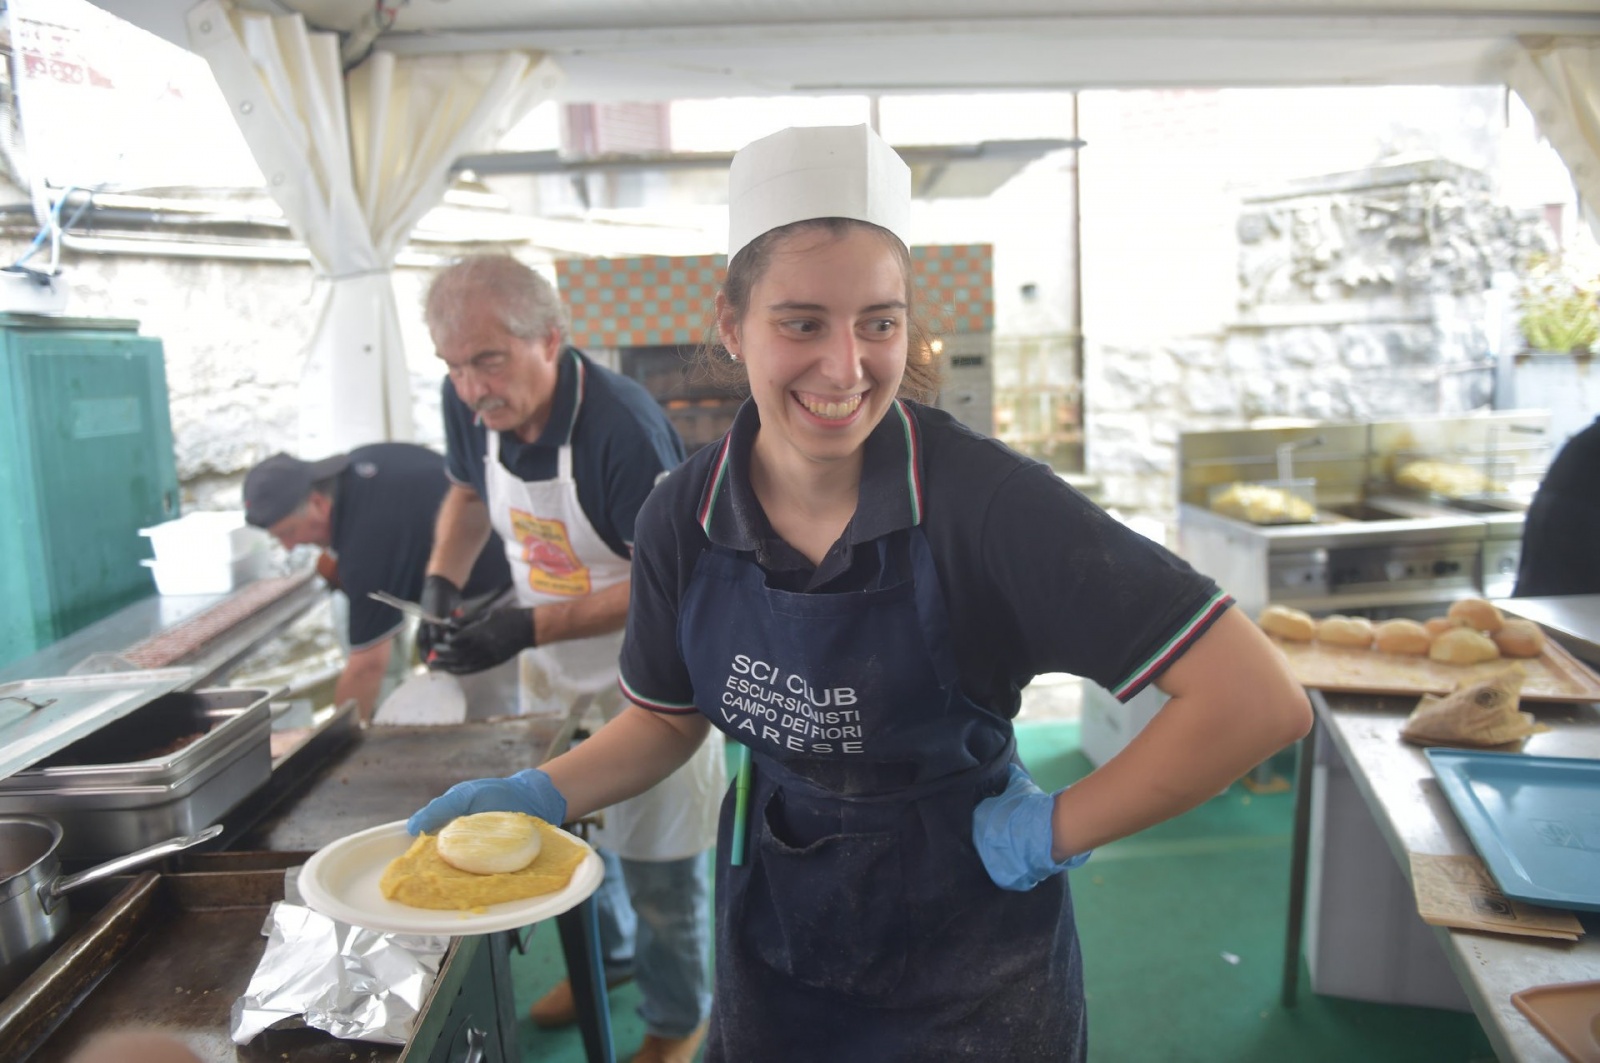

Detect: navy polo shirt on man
[329,443,512,649]
[442,347,686,559]
[621,398,1231,719]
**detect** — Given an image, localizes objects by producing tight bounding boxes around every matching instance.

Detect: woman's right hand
[407,768,567,835]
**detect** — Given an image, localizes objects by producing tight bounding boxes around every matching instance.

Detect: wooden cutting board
[1270,636,1600,703]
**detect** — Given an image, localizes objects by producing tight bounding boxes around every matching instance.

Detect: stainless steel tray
[0,669,194,782]
[0,688,272,860]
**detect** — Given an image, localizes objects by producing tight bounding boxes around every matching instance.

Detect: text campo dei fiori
[720,654,865,753]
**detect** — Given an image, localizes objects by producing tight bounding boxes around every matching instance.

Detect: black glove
[429,606,536,674]
[416,574,465,666]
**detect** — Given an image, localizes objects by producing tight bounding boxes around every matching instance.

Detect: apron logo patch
[721,653,865,755]
[510,509,592,596]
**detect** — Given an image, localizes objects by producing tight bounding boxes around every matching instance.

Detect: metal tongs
[1274,434,1324,483]
[368,590,453,627]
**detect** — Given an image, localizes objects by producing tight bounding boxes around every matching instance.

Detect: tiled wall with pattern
[557,245,992,349]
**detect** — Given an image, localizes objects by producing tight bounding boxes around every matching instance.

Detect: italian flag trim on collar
[696,400,925,539]
[893,400,924,526]
[697,433,734,538]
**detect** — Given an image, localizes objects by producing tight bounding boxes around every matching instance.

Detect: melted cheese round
[437,811,543,874]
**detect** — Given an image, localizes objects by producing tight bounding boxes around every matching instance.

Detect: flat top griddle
[237,716,564,853]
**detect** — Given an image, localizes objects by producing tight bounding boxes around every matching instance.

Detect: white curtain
[1504,36,1600,240]
[185,0,563,455]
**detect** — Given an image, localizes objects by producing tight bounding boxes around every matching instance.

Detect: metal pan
[0,814,221,997]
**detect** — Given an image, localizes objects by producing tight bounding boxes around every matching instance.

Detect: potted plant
[1515,252,1599,359]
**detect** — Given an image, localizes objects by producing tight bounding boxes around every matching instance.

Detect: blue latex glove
[406,768,567,836]
[973,764,1091,891]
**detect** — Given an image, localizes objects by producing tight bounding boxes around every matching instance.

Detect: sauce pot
[0,813,222,997]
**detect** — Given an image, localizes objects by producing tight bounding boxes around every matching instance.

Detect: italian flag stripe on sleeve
[1111,591,1233,700]
[619,676,697,714]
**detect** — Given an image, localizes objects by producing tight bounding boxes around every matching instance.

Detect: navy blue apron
[679,528,1086,1062]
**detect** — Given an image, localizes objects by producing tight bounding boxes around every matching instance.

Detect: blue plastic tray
[1426,749,1600,913]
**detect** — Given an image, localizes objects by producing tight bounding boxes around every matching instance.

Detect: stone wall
[0,244,452,510]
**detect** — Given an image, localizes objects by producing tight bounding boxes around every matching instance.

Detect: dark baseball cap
[243,452,351,528]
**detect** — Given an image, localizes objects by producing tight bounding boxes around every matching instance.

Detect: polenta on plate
[380,813,589,911]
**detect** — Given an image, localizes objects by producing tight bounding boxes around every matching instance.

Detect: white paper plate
[298,819,603,935]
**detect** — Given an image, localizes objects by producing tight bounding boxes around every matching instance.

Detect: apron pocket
[747,792,908,1001]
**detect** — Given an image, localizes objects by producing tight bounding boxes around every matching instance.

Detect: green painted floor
[513,724,1496,1062]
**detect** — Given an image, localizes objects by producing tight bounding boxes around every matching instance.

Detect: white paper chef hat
[726,124,911,262]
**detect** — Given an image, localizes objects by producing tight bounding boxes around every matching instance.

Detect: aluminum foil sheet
[230,869,448,1046]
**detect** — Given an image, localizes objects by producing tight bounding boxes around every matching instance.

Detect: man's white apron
[485,428,722,860]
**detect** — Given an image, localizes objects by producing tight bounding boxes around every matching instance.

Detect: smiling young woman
[409,124,1312,1063]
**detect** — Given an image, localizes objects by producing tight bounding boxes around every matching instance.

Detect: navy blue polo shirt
[442,347,686,559]
[1515,413,1600,596]
[621,399,1231,719]
[329,443,512,649]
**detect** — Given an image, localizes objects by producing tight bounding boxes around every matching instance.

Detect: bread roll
[1395,460,1502,499]
[1315,615,1375,648]
[436,811,543,875]
[1428,627,1501,666]
[1423,616,1462,638]
[1373,618,1431,656]
[1209,482,1316,524]
[1259,604,1315,641]
[1491,618,1545,659]
[1446,597,1504,634]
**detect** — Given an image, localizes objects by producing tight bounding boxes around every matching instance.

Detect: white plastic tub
[139,511,271,595]
[140,511,266,565]
[140,552,269,596]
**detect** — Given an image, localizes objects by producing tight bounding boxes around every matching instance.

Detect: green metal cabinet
[0,314,179,669]
[408,931,520,1063]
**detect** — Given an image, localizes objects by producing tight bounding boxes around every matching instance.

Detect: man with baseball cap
[243,442,511,722]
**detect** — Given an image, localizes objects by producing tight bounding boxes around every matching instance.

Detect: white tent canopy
[90,0,1600,98]
[180,0,560,454]
[1504,36,1600,231]
[81,0,1600,447]
[176,0,556,451]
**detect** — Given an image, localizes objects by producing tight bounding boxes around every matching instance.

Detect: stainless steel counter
[1283,689,1600,1061]
[1178,503,1487,617]
[1176,413,1549,619]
